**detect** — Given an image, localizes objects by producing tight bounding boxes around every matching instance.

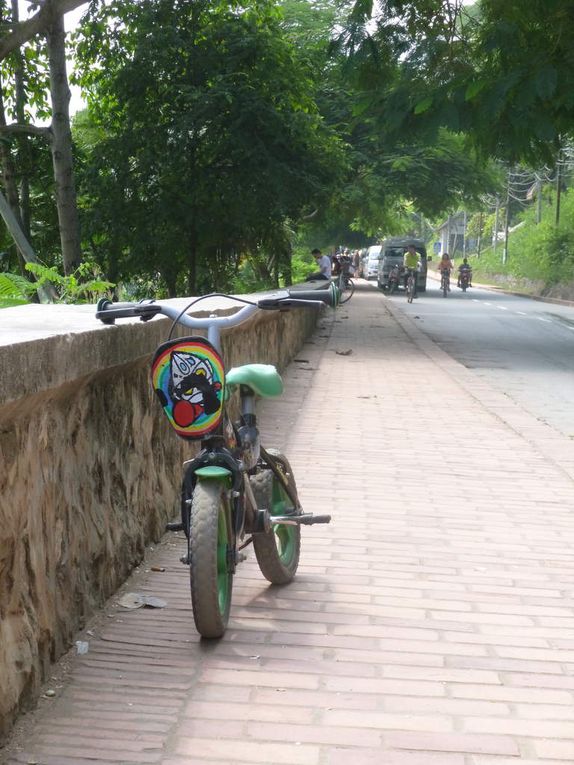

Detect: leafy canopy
[73,0,345,294]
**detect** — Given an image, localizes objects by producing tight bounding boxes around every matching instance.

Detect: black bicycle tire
[250,450,301,584]
[189,481,233,638]
[339,278,355,304]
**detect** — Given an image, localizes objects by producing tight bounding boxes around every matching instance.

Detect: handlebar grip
[95,298,160,324]
[258,297,329,311]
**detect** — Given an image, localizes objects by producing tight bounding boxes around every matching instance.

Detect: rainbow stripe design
[151,337,225,440]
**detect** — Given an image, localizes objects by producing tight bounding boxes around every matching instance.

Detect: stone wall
[0,299,318,739]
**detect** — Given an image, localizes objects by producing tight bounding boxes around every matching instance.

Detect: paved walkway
[4,283,574,765]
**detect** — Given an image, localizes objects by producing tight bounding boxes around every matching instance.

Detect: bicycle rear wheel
[250,450,301,584]
[188,481,233,638]
[339,277,355,304]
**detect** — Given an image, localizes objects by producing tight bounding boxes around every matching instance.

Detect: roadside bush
[470,187,574,293]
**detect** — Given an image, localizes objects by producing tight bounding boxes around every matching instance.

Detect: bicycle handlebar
[95,285,337,330]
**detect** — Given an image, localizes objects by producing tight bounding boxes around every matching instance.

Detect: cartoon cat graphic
[169,350,222,427]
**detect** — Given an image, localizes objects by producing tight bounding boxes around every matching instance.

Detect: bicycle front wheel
[407,276,414,303]
[189,481,233,638]
[250,450,301,584]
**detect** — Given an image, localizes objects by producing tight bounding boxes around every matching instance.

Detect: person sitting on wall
[307,248,332,280]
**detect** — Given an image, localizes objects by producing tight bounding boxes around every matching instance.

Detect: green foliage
[288,0,502,244]
[0,271,37,307]
[25,261,115,303]
[2,0,571,297]
[73,0,345,296]
[344,0,574,165]
[470,187,574,290]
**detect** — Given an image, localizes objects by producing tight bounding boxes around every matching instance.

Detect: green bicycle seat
[226,363,283,397]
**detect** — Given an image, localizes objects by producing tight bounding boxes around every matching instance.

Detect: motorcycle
[387,263,403,294]
[459,266,472,292]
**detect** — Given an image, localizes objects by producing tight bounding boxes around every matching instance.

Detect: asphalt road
[379,274,574,439]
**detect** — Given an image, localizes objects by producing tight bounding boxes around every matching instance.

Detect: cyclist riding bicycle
[403,244,420,298]
[438,252,454,291]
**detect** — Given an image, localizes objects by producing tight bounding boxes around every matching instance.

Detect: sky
[17,1,87,118]
[65,5,88,115]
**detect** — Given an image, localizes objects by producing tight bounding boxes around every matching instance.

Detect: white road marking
[497,306,508,311]
[516,311,527,316]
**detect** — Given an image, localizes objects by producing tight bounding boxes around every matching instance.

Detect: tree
[74,0,345,295]
[340,0,574,165]
[276,0,501,244]
[0,0,86,277]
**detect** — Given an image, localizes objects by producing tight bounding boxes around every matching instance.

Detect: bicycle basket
[151,337,225,440]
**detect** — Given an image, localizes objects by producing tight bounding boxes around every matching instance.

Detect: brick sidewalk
[4,283,574,765]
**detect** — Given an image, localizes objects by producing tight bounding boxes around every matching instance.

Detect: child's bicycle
[96,286,337,638]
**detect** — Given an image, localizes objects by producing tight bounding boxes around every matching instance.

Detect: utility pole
[555,151,563,226]
[477,212,483,258]
[536,175,542,224]
[493,196,500,259]
[462,211,467,258]
[502,169,511,265]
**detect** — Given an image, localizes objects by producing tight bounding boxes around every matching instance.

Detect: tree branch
[0,122,53,140]
[0,0,88,61]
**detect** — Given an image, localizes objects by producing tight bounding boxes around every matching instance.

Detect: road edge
[381,287,574,487]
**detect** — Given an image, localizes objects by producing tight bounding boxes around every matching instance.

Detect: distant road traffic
[381,278,574,439]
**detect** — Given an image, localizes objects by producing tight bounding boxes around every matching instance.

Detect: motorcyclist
[457,257,473,288]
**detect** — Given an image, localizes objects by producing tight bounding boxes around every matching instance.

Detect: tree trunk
[0,88,25,270]
[47,13,81,275]
[0,81,51,287]
[12,0,31,239]
[187,248,196,296]
[281,247,293,287]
